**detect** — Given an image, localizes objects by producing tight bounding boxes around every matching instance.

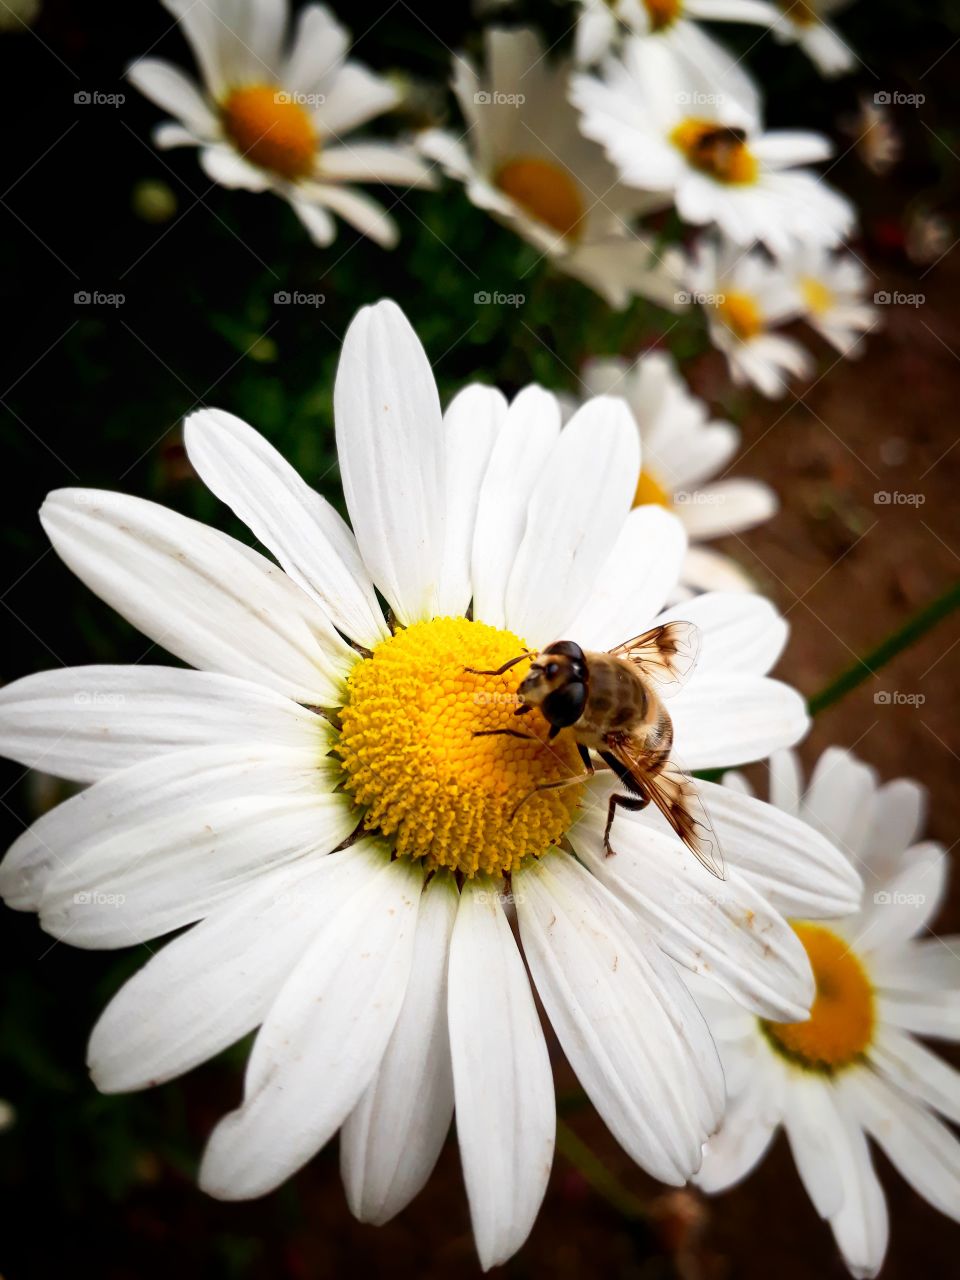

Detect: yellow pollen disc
[643,0,683,31]
[633,467,672,509]
[800,275,834,316]
[494,157,585,239]
[718,291,764,342]
[670,118,758,185]
[779,0,818,26]
[335,617,585,878]
[221,84,317,179]
[762,923,875,1071]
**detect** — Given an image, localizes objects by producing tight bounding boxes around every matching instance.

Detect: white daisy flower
[770,0,856,78]
[689,238,814,398]
[418,27,684,310]
[571,34,855,255]
[126,0,433,248]
[573,0,780,68]
[576,350,777,592]
[0,300,858,1270]
[784,243,878,357]
[694,745,959,1279]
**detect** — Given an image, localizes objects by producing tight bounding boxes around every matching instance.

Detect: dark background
[1,1,959,1276]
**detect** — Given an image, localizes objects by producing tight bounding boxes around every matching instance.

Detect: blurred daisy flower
[576,351,777,592]
[770,0,856,78]
[572,34,855,255]
[127,0,433,248]
[784,243,878,356]
[694,746,959,1279]
[0,299,860,1269]
[574,0,780,68]
[689,238,813,398]
[419,27,684,310]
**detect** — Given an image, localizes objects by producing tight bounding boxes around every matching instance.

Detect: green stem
[555,1117,648,1220]
[808,579,960,717]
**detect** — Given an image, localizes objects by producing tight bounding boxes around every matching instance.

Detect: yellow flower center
[670,119,758,185]
[221,84,317,180]
[717,291,764,341]
[779,0,818,27]
[335,617,585,878]
[494,157,585,239]
[762,923,875,1071]
[633,467,672,508]
[800,275,834,316]
[643,0,683,31]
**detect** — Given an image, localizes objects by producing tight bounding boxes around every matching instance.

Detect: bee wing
[608,621,701,694]
[609,739,726,880]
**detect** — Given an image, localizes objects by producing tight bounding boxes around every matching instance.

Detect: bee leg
[510,770,594,821]
[473,729,535,740]
[464,652,532,677]
[603,793,648,858]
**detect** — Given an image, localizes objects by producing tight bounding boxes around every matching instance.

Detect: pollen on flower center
[335,616,585,878]
[643,0,683,31]
[778,0,818,26]
[762,923,875,1071]
[670,119,758,185]
[800,275,834,316]
[717,291,764,341]
[633,467,672,508]
[221,84,317,179]
[494,156,585,239]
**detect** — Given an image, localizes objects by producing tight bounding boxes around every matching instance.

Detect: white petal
[40,784,355,948]
[199,855,423,1199]
[870,1025,960,1125]
[282,3,348,96]
[781,1074,847,1218]
[870,935,960,995]
[696,1053,783,1192]
[0,665,324,784]
[184,408,387,647]
[199,145,274,192]
[843,1069,960,1224]
[862,778,926,878]
[334,300,444,624]
[88,846,375,1092]
[675,479,777,540]
[569,506,687,650]
[695,779,862,918]
[656,592,787,676]
[340,871,458,1224]
[768,748,802,816]
[825,1097,889,1279]
[801,746,877,861]
[471,387,561,631]
[161,0,285,91]
[436,386,507,617]
[570,785,814,1020]
[40,490,353,705]
[876,990,960,1041]
[669,675,809,769]
[312,62,397,136]
[854,842,946,952]
[126,58,217,136]
[516,854,723,1184]
[319,142,434,187]
[289,195,336,245]
[302,183,398,247]
[448,879,554,1271]
[0,742,331,912]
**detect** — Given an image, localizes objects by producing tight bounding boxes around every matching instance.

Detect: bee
[468,623,724,879]
[687,125,748,177]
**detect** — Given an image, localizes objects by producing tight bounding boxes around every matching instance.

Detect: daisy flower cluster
[2,1,952,1277]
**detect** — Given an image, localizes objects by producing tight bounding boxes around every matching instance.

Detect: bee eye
[545,662,560,679]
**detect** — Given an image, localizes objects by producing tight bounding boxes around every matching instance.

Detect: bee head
[516,640,588,728]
